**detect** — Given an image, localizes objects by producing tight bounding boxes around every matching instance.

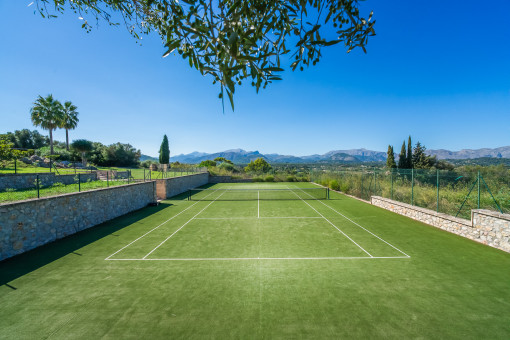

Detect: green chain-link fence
[311,167,509,220]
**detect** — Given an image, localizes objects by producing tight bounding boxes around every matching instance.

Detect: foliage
[5,129,49,150]
[218,162,235,171]
[199,160,217,167]
[141,160,156,168]
[59,101,79,150]
[30,94,63,154]
[36,0,375,110]
[406,136,413,169]
[244,158,272,173]
[36,146,72,161]
[386,145,396,169]
[264,175,274,182]
[398,141,407,169]
[329,179,340,191]
[214,157,233,164]
[71,139,93,165]
[412,142,436,169]
[101,143,141,167]
[0,136,29,163]
[159,134,170,164]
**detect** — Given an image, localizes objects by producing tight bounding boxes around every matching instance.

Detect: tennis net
[188,188,329,201]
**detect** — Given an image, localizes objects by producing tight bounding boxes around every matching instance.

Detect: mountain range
[166,146,510,164]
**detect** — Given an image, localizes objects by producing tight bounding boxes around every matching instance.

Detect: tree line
[386,136,453,170]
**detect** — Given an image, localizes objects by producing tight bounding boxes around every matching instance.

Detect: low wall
[0,172,97,191]
[371,196,510,253]
[156,173,209,199]
[0,182,156,261]
[209,176,252,183]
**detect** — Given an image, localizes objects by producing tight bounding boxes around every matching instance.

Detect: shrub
[252,177,264,182]
[265,175,275,182]
[329,180,340,191]
[286,175,296,182]
[340,182,351,193]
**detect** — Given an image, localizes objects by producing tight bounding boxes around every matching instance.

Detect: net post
[327,187,330,200]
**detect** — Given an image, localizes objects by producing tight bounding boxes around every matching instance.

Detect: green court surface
[1,183,510,339]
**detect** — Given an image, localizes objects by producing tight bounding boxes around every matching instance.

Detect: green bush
[265,175,275,182]
[252,177,264,182]
[286,175,296,182]
[329,180,340,191]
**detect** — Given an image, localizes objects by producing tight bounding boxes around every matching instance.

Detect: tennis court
[1,182,510,339]
[106,183,409,261]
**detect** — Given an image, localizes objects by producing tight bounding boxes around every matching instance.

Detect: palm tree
[30,94,63,155]
[60,101,79,150]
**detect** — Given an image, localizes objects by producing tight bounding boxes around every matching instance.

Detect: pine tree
[413,142,436,169]
[159,135,170,164]
[386,145,396,169]
[398,141,407,169]
[407,135,413,168]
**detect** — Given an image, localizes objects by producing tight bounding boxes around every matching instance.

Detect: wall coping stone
[0,172,58,177]
[371,196,471,227]
[0,181,156,208]
[472,209,510,222]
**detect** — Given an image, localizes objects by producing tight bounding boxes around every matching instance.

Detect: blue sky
[1,1,509,157]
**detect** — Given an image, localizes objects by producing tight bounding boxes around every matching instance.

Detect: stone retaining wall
[0,172,97,191]
[0,182,156,261]
[371,196,510,253]
[156,173,209,199]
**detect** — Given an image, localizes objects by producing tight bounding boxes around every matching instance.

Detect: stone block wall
[0,172,97,191]
[371,196,510,253]
[0,182,156,261]
[472,209,510,252]
[156,173,209,199]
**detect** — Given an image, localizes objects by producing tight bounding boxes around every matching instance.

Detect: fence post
[107,171,109,187]
[391,170,394,200]
[128,170,130,184]
[49,159,52,173]
[14,158,17,174]
[361,170,364,200]
[477,170,480,209]
[374,168,377,196]
[36,174,40,198]
[144,169,146,182]
[436,169,440,212]
[78,173,81,192]
[411,168,414,206]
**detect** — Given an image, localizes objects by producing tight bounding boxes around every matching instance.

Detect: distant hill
[427,146,510,159]
[170,146,510,165]
[140,154,158,162]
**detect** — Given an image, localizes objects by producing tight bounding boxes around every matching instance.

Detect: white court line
[106,256,410,261]
[104,189,219,260]
[286,186,373,258]
[194,216,323,220]
[141,190,226,259]
[294,185,410,258]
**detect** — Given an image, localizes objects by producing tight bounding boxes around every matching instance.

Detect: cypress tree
[407,135,413,168]
[159,134,170,164]
[398,141,407,169]
[386,145,396,169]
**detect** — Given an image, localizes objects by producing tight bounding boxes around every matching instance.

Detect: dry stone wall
[0,182,156,261]
[0,173,97,191]
[371,196,510,253]
[156,173,209,199]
